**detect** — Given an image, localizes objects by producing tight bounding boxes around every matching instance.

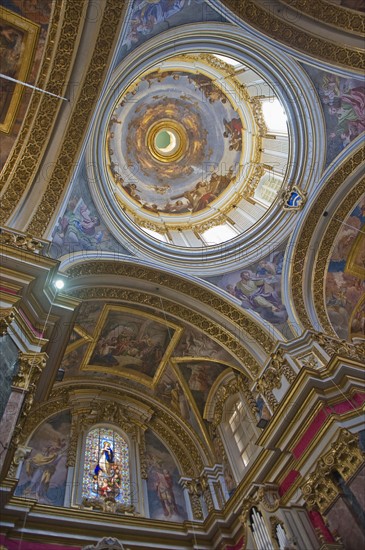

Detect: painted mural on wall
[145,429,187,521]
[206,245,289,334]
[325,195,365,340]
[302,65,365,167]
[119,0,225,58]
[107,69,243,216]
[15,410,71,505]
[50,164,128,259]
[1,0,53,168]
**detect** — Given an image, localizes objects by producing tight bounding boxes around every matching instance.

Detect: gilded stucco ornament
[7,445,31,479]
[64,272,271,368]
[270,348,297,384]
[313,332,365,362]
[0,228,45,253]
[81,497,135,515]
[0,308,15,336]
[221,0,364,70]
[12,352,48,390]
[256,484,280,513]
[0,0,87,218]
[26,0,127,236]
[278,0,365,35]
[180,478,204,520]
[301,430,364,513]
[291,149,364,332]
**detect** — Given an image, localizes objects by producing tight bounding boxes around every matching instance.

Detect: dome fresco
[107,69,244,216]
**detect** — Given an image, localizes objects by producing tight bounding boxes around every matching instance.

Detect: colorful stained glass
[82,427,130,504]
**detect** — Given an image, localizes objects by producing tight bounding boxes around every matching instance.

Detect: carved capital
[13,352,48,390]
[181,478,204,520]
[301,430,364,513]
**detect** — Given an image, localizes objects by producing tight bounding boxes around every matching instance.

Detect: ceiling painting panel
[81,306,182,387]
[108,69,243,216]
[302,64,365,168]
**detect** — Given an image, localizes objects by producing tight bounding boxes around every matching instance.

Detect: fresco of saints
[155,469,178,518]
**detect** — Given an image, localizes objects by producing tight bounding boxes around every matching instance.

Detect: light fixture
[54,279,65,290]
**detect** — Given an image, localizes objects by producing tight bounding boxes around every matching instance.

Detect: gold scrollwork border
[290,147,364,332]
[66,285,261,377]
[279,0,365,35]
[0,0,86,216]
[313,178,365,337]
[64,261,274,359]
[26,0,127,236]
[221,0,364,70]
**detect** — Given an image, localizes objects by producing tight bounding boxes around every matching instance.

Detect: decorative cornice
[0,0,87,221]
[0,227,45,253]
[291,148,365,332]
[222,0,364,70]
[26,0,127,236]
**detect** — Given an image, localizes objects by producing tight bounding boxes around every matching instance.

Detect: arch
[81,424,131,506]
[286,143,364,335]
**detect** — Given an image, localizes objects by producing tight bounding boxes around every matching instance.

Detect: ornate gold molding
[279,0,365,35]
[291,148,364,332]
[256,369,281,411]
[313,331,365,362]
[313,178,365,337]
[13,352,48,390]
[0,227,45,252]
[181,478,204,520]
[301,429,364,513]
[27,0,127,236]
[0,308,15,336]
[222,0,364,70]
[0,0,87,220]
[0,0,61,190]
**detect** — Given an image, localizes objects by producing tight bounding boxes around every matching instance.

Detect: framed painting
[0,7,40,133]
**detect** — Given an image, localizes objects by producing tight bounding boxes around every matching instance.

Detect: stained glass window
[82,427,131,505]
